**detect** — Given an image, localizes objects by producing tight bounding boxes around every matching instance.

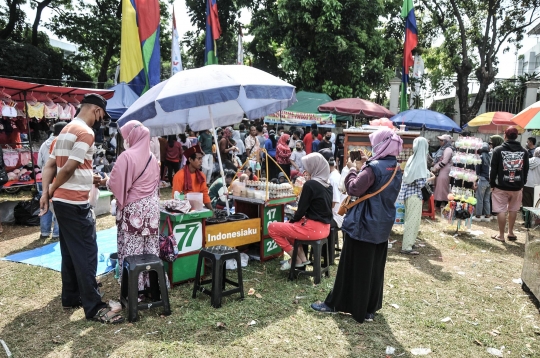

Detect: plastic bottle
[110,199,117,216]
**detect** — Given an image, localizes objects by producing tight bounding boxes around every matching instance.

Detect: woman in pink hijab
[103,120,161,294]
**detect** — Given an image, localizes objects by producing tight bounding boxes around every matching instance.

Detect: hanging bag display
[338,165,399,216]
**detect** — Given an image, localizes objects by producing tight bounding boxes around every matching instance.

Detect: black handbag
[421,183,433,201]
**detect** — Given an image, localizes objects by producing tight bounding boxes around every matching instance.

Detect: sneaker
[39,234,50,240]
[365,313,375,322]
[482,216,492,222]
[310,302,336,313]
[471,216,484,222]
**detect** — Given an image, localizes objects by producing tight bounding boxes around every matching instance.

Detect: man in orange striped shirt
[39,94,124,324]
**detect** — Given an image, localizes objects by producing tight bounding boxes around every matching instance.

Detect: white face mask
[124,140,129,149]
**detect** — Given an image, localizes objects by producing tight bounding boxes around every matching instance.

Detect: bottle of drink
[110,199,117,216]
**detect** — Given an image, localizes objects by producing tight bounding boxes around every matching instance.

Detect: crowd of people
[32,93,539,326]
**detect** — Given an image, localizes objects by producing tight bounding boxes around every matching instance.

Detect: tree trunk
[97,42,116,89]
[0,0,21,40]
[32,0,53,47]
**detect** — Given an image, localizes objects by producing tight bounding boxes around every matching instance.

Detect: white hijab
[402,137,430,184]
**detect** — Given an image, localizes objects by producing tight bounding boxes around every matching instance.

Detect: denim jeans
[38,183,59,237]
[475,177,491,216]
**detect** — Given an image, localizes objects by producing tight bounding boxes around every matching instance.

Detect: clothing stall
[0,77,114,193]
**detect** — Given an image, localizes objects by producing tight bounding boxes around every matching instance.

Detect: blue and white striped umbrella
[118,65,296,136]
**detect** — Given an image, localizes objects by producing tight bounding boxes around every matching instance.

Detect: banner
[264,110,335,128]
[171,8,183,75]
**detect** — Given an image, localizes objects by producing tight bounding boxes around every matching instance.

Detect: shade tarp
[286,91,351,122]
[0,77,114,103]
[105,82,140,120]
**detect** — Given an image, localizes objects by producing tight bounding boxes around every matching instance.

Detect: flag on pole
[172,8,183,75]
[120,0,161,95]
[205,0,221,65]
[400,0,418,112]
[410,54,424,108]
[237,25,243,65]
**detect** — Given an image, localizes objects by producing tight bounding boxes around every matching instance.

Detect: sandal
[63,298,82,310]
[400,249,419,255]
[507,235,517,241]
[310,302,336,313]
[92,307,124,324]
[491,234,505,243]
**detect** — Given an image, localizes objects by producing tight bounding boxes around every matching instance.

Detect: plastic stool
[422,195,436,219]
[192,245,244,308]
[289,238,330,284]
[120,254,171,322]
[325,227,339,265]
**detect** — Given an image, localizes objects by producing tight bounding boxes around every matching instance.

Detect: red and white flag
[237,25,243,65]
[171,8,182,75]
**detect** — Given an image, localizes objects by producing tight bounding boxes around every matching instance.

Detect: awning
[0,77,114,103]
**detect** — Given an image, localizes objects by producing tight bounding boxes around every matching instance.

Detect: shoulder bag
[338,164,399,216]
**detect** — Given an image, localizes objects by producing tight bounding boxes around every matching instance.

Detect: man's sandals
[92,307,124,324]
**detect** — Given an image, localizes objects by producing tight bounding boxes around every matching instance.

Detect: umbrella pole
[208,106,230,215]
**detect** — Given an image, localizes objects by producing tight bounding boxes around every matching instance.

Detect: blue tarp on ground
[106,83,139,120]
[1,227,118,276]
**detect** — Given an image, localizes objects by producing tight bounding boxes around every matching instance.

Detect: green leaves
[247,0,398,100]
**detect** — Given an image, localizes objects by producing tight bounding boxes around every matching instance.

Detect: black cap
[53,121,68,136]
[318,148,333,161]
[81,93,111,119]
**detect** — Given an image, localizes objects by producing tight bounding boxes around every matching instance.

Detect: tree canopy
[419,0,540,125]
[247,0,402,100]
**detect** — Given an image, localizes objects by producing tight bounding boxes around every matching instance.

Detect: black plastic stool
[326,227,339,265]
[289,238,329,284]
[192,245,244,308]
[120,254,171,322]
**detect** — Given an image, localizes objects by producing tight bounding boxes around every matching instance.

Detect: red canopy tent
[0,77,114,103]
[0,77,114,192]
[318,98,395,118]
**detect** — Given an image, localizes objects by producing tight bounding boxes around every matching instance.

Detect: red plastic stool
[422,195,436,219]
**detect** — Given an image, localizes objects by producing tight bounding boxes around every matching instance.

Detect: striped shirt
[50,118,95,204]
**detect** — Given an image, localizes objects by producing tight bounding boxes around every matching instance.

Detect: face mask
[93,109,103,131]
[124,140,130,149]
[296,148,302,151]
[325,136,331,141]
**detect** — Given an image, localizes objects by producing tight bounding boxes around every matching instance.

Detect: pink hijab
[108,120,160,210]
[368,128,403,162]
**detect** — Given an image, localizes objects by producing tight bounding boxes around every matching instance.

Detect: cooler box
[95,190,113,216]
[160,209,213,285]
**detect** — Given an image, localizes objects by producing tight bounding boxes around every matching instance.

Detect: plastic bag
[14,195,41,226]
[89,185,99,208]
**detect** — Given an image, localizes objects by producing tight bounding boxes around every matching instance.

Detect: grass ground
[1,190,540,357]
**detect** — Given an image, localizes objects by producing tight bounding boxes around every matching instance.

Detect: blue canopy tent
[105,83,139,120]
[391,109,462,133]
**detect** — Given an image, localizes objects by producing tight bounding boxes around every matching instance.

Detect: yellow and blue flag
[120,0,161,95]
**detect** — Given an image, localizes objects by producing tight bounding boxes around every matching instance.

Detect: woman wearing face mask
[290,141,306,178]
[101,120,161,297]
[311,128,403,323]
[275,133,292,177]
